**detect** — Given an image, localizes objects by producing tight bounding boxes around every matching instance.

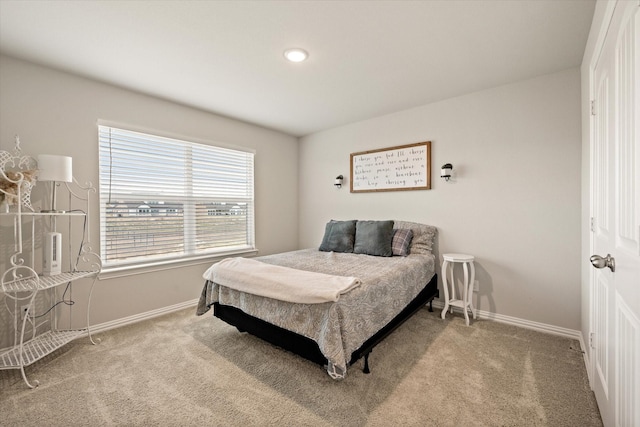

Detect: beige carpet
[0,307,602,426]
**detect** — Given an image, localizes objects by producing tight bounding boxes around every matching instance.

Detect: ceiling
[0,0,596,137]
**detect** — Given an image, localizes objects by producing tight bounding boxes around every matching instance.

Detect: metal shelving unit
[1,140,101,389]
[0,329,87,368]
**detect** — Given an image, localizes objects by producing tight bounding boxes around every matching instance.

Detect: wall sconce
[37,154,73,212]
[440,163,453,181]
[334,175,344,188]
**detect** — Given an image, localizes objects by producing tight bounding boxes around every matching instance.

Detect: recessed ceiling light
[284,48,308,63]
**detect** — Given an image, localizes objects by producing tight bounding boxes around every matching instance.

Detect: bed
[196,220,438,379]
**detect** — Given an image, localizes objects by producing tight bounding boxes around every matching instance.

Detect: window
[98,125,255,269]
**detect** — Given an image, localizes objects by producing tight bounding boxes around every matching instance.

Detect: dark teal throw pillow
[319,220,357,253]
[353,220,394,257]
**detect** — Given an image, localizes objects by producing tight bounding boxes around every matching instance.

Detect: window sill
[98,248,259,280]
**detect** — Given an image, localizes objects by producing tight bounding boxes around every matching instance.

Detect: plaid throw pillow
[391,228,413,256]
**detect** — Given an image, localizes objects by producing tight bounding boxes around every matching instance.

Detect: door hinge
[590,217,595,232]
[591,100,596,116]
[590,332,595,349]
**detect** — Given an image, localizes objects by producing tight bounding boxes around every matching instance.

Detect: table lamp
[37,154,72,213]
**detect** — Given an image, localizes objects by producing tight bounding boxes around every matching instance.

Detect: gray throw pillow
[319,220,357,253]
[353,220,394,257]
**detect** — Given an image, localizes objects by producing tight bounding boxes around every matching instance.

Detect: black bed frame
[213,273,439,375]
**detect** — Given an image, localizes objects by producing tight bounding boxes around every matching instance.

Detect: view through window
[98,125,255,268]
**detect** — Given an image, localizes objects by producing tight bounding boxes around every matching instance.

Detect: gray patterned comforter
[197,248,436,379]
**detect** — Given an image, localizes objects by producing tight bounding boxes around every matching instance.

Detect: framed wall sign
[350,141,431,193]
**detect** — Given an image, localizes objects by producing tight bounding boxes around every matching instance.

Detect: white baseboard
[95,299,582,339]
[578,333,593,387]
[90,298,199,335]
[92,299,583,344]
[430,300,582,341]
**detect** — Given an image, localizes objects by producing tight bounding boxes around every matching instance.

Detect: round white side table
[440,253,476,326]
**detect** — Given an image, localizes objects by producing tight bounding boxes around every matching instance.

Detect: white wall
[0,55,299,339]
[299,69,582,330]
[0,53,584,338]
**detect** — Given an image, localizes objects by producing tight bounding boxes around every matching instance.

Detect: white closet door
[591,2,640,426]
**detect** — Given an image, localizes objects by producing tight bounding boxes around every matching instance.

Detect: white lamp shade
[37,155,73,182]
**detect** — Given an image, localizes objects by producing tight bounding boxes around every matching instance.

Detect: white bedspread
[202,257,361,304]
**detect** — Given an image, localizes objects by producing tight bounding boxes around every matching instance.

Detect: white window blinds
[98,125,255,267]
